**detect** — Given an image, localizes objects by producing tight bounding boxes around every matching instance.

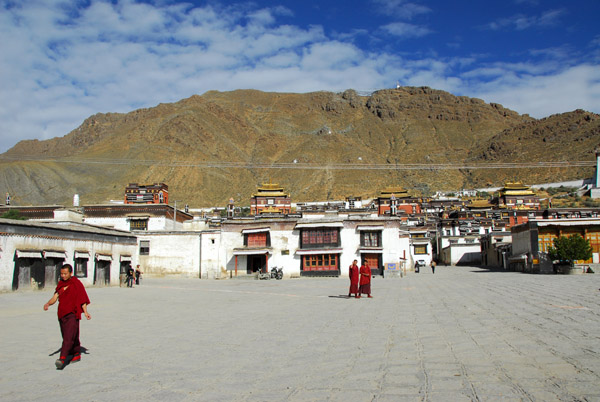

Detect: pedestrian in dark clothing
[126,266,135,287]
[135,265,142,285]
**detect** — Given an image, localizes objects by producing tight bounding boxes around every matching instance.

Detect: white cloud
[0,0,598,154]
[371,0,431,20]
[485,9,565,31]
[467,64,600,118]
[381,22,432,38]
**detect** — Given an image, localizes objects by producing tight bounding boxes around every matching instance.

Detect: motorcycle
[270,266,283,280]
[257,269,270,280]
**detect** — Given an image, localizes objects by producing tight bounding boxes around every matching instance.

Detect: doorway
[12,258,44,290]
[247,254,266,274]
[44,258,63,289]
[94,260,111,286]
[362,254,382,276]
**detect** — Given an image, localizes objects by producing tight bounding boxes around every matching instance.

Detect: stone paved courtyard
[1,266,599,401]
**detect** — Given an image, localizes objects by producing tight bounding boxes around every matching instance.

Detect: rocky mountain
[466,109,600,188]
[1,87,598,207]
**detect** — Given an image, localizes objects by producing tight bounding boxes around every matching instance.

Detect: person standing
[431,260,436,274]
[43,264,91,369]
[348,259,359,298]
[126,265,135,288]
[358,262,372,298]
[135,264,143,285]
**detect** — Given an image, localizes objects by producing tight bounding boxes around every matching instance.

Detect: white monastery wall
[0,231,137,291]
[136,233,200,277]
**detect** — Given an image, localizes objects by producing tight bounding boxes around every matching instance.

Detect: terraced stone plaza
[1,266,599,401]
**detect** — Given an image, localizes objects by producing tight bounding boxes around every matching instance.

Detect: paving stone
[1,266,599,401]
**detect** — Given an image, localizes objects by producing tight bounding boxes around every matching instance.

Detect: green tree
[0,210,28,220]
[548,234,593,266]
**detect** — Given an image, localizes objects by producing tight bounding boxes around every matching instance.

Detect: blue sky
[1,0,599,153]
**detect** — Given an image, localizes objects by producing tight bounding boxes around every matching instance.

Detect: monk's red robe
[348,264,359,294]
[55,277,90,360]
[359,265,371,295]
[55,277,90,320]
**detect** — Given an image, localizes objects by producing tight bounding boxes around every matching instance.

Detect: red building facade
[377,186,422,216]
[124,183,169,205]
[250,182,291,215]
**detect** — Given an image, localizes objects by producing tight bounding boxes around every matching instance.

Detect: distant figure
[348,260,359,298]
[431,260,436,274]
[135,265,143,285]
[43,264,91,369]
[358,262,372,298]
[126,265,135,288]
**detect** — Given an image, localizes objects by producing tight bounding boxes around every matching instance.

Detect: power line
[0,155,595,170]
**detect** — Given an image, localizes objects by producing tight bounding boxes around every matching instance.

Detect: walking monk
[348,259,359,298]
[44,263,91,369]
[358,262,373,298]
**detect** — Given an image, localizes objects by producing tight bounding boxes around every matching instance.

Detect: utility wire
[0,155,595,170]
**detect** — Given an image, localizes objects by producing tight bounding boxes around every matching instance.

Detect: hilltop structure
[376,186,421,216]
[124,183,168,205]
[493,182,540,210]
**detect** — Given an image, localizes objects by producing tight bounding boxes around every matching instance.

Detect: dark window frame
[360,231,382,247]
[140,240,150,255]
[130,219,149,231]
[300,228,340,249]
[414,244,428,254]
[243,232,271,247]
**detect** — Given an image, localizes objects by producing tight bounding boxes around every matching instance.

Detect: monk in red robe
[44,263,91,369]
[358,262,372,298]
[348,259,359,298]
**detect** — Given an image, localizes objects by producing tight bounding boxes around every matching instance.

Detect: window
[414,245,428,254]
[140,240,150,255]
[301,229,339,248]
[74,258,88,278]
[302,254,338,271]
[538,233,554,253]
[130,219,148,231]
[245,232,269,247]
[587,232,600,253]
[361,231,381,247]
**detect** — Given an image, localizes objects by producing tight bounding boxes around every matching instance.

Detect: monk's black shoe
[55,358,66,370]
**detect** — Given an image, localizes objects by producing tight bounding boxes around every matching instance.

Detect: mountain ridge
[1,87,598,207]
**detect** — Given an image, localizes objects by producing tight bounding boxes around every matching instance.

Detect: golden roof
[469,199,493,209]
[252,181,290,197]
[257,182,284,191]
[499,182,535,196]
[379,186,409,198]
